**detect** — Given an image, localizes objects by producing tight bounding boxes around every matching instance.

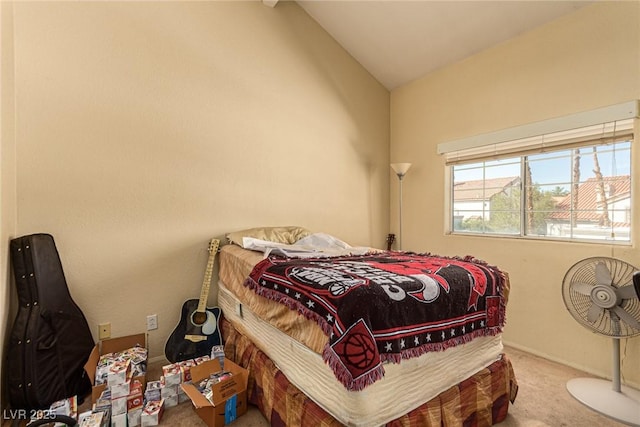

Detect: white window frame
[438,101,638,244]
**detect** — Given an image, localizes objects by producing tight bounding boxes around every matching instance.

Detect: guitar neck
[196,239,220,313]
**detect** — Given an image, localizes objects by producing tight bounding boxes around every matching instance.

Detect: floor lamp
[390,163,411,250]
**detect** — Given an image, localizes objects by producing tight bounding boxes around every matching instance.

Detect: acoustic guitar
[164,238,222,363]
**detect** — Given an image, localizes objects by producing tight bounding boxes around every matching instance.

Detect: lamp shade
[390,163,412,177]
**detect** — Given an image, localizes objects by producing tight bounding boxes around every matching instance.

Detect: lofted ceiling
[293,1,595,90]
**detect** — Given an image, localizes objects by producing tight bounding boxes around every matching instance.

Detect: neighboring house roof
[548,175,631,224]
[453,177,520,201]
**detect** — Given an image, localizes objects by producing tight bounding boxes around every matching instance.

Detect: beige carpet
[6,346,629,426]
[152,345,629,427]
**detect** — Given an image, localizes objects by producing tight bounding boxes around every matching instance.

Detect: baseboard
[148,355,169,365]
[502,340,640,390]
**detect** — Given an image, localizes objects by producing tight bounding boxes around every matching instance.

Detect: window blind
[438,101,638,166]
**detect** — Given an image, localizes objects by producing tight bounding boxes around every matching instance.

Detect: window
[441,111,635,243]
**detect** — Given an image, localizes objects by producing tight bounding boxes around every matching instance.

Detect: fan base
[567,378,640,426]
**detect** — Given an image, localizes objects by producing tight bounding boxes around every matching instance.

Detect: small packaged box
[111,413,127,427]
[79,412,104,427]
[194,355,210,365]
[110,379,131,399]
[111,396,127,416]
[98,388,111,401]
[144,380,162,402]
[130,379,143,393]
[127,408,142,427]
[179,359,196,383]
[127,379,144,412]
[107,359,131,387]
[160,384,178,398]
[163,394,178,408]
[178,388,190,404]
[91,406,111,427]
[140,400,164,427]
[210,345,225,370]
[49,395,78,420]
[128,392,144,412]
[34,395,78,426]
[161,363,182,386]
[78,410,93,425]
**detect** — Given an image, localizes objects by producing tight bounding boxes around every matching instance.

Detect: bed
[217,227,518,426]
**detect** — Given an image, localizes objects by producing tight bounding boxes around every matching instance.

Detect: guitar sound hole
[192,312,207,326]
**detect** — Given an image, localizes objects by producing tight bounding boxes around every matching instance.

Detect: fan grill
[562,257,640,338]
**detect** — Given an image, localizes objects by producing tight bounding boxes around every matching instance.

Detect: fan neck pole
[612,338,621,393]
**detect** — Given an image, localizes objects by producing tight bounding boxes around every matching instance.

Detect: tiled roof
[453,177,520,201]
[548,175,630,223]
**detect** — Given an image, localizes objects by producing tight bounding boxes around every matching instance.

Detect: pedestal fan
[562,257,640,426]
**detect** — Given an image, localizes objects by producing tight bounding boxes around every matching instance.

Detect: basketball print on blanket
[330,319,380,382]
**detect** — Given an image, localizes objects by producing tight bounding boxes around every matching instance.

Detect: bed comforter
[244,251,508,391]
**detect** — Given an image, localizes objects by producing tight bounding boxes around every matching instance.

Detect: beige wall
[0,0,390,402]
[3,0,639,412]
[391,2,640,386]
[1,0,18,412]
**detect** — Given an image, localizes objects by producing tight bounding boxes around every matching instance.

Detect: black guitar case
[7,233,94,411]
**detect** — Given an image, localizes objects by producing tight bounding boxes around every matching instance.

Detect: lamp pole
[390,163,411,250]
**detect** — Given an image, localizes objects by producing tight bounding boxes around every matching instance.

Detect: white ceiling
[295,1,594,90]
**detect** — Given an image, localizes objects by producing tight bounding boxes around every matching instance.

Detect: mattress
[217,245,506,426]
[222,316,517,427]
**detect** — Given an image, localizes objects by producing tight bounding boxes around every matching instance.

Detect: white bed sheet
[241,232,375,258]
[218,280,504,427]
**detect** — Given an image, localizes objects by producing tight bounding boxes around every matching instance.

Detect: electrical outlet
[146,314,158,331]
[98,322,111,340]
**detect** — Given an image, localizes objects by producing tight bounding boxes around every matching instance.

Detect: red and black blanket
[244,251,507,391]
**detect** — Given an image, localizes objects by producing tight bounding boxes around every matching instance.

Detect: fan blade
[616,284,639,300]
[571,282,593,296]
[587,303,603,323]
[612,306,640,331]
[595,262,612,285]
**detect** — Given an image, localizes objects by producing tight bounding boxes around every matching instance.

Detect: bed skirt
[221,318,518,427]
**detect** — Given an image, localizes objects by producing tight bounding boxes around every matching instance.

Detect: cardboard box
[84,333,147,404]
[181,358,248,427]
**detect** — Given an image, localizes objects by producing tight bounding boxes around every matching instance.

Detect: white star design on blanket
[414,336,420,346]
[306,300,315,309]
[385,342,393,352]
[326,313,334,323]
[426,333,432,342]
[451,329,456,337]
[295,292,301,299]
[400,339,405,349]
